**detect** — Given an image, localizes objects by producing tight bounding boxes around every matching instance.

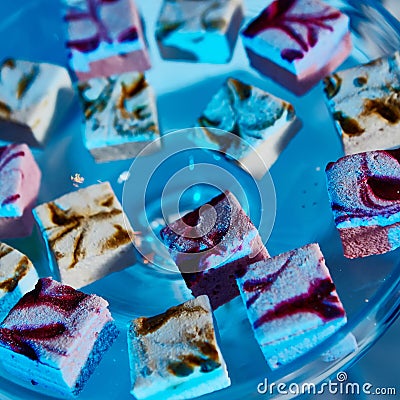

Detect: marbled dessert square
[128,295,230,400]
[0,277,119,397]
[155,0,243,63]
[63,0,151,81]
[237,243,353,369]
[0,243,38,322]
[323,52,400,155]
[194,78,301,179]
[326,149,400,258]
[160,191,269,309]
[0,143,41,239]
[33,182,136,289]
[0,59,72,146]
[241,0,352,95]
[77,73,160,162]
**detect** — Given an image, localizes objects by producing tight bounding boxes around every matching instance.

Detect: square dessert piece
[63,0,151,81]
[77,72,160,162]
[0,243,38,322]
[0,277,119,397]
[237,243,353,370]
[323,51,400,155]
[0,59,72,146]
[0,143,41,239]
[241,0,352,95]
[128,295,230,400]
[326,149,400,258]
[194,77,301,179]
[160,191,269,309]
[155,0,243,63]
[33,182,136,288]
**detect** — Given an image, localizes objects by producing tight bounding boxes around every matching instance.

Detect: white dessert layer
[65,0,146,73]
[0,60,72,145]
[168,191,266,269]
[0,144,41,218]
[129,295,230,400]
[33,182,136,289]
[261,318,346,369]
[79,72,160,162]
[242,0,349,77]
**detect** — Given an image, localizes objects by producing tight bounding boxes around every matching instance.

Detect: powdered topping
[198,78,294,158]
[242,0,341,62]
[243,251,294,308]
[0,144,27,213]
[65,0,140,53]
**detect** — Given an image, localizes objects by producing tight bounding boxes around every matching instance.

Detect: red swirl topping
[0,278,88,360]
[65,0,139,53]
[242,0,341,62]
[253,278,344,329]
[329,151,400,225]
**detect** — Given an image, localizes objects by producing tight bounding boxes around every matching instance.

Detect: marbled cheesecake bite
[77,72,160,162]
[323,51,400,155]
[160,191,269,309]
[33,182,136,288]
[0,243,38,322]
[0,143,41,239]
[155,0,244,63]
[194,77,301,179]
[241,0,352,95]
[326,149,400,258]
[63,0,151,81]
[0,59,72,146]
[0,277,119,397]
[128,295,230,400]
[237,243,356,369]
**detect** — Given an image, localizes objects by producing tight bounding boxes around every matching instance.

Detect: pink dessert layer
[160,191,269,309]
[64,0,151,81]
[326,148,400,258]
[0,143,41,239]
[245,33,352,96]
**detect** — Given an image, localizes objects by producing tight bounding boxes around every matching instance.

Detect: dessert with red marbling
[160,191,269,309]
[0,143,41,239]
[0,277,119,397]
[241,0,352,95]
